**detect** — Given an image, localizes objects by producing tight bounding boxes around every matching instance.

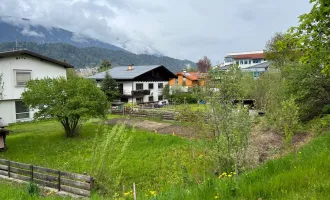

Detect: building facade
[223,51,266,69]
[169,71,206,89]
[89,65,176,104]
[0,50,73,123]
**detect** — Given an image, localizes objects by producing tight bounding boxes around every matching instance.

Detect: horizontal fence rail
[0,158,93,197]
[112,109,176,121]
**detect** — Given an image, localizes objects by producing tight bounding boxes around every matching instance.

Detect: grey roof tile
[88,65,164,80]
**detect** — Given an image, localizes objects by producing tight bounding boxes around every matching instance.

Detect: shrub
[27,182,39,196]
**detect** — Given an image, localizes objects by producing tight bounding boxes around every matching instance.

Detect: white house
[0,50,74,123]
[223,50,266,69]
[88,64,176,104]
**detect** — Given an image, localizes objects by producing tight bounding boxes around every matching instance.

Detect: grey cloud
[21,27,45,37]
[0,0,312,63]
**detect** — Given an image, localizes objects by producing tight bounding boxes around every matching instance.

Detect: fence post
[30,165,34,182]
[7,160,10,178]
[58,170,61,191]
[133,182,137,200]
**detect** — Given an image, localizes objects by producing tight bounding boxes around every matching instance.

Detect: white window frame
[14,70,32,87]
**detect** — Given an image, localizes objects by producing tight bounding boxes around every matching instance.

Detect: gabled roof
[89,65,176,80]
[0,50,74,68]
[176,72,206,81]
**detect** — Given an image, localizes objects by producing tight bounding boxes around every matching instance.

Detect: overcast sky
[0,0,312,64]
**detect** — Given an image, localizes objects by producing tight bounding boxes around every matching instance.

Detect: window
[253,59,261,64]
[183,77,186,85]
[240,60,243,65]
[149,96,154,102]
[148,83,154,89]
[15,70,31,86]
[175,79,178,84]
[136,83,143,90]
[136,97,143,103]
[158,83,163,89]
[15,101,29,119]
[158,95,163,101]
[225,57,232,63]
[244,60,248,65]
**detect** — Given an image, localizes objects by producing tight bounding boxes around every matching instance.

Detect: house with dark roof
[0,50,73,123]
[88,64,176,104]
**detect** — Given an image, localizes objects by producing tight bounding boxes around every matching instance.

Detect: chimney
[128,64,134,71]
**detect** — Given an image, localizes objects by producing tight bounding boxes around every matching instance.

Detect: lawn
[0,117,210,199]
[156,103,210,112]
[0,179,71,200]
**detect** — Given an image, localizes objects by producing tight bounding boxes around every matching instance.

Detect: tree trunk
[60,116,81,137]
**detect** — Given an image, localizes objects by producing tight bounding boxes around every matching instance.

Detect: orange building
[169,72,206,87]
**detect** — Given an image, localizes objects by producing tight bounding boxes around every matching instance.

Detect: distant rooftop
[226,50,264,57]
[176,72,206,81]
[0,49,74,68]
[89,65,175,80]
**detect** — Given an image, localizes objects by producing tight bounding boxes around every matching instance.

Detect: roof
[0,50,74,68]
[245,61,270,69]
[233,53,265,59]
[176,72,206,81]
[219,64,233,70]
[225,50,264,58]
[89,65,175,80]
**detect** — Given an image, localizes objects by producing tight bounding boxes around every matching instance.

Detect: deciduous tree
[197,56,211,73]
[289,0,330,74]
[22,76,108,137]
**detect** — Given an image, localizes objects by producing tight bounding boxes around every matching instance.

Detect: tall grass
[152,131,330,199]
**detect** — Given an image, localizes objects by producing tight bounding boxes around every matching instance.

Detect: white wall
[0,55,68,123]
[0,55,67,100]
[131,81,168,103]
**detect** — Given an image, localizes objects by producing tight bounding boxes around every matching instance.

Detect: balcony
[132,89,150,96]
[121,90,150,97]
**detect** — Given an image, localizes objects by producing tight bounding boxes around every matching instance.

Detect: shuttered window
[16,71,31,86]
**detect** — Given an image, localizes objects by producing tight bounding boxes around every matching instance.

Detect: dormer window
[15,70,31,86]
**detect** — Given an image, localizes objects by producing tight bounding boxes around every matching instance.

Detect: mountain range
[0,16,195,72]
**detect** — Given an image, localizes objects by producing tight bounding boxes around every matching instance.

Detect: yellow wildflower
[228,174,232,177]
[150,191,156,196]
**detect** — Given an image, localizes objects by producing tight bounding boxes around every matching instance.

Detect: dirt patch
[247,125,312,166]
[106,117,312,166]
[105,117,195,137]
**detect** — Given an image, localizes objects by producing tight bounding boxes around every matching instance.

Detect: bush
[322,105,330,115]
[171,93,198,104]
[27,182,39,196]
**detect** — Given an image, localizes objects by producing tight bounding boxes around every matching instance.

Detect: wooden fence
[112,110,176,120]
[0,158,93,197]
